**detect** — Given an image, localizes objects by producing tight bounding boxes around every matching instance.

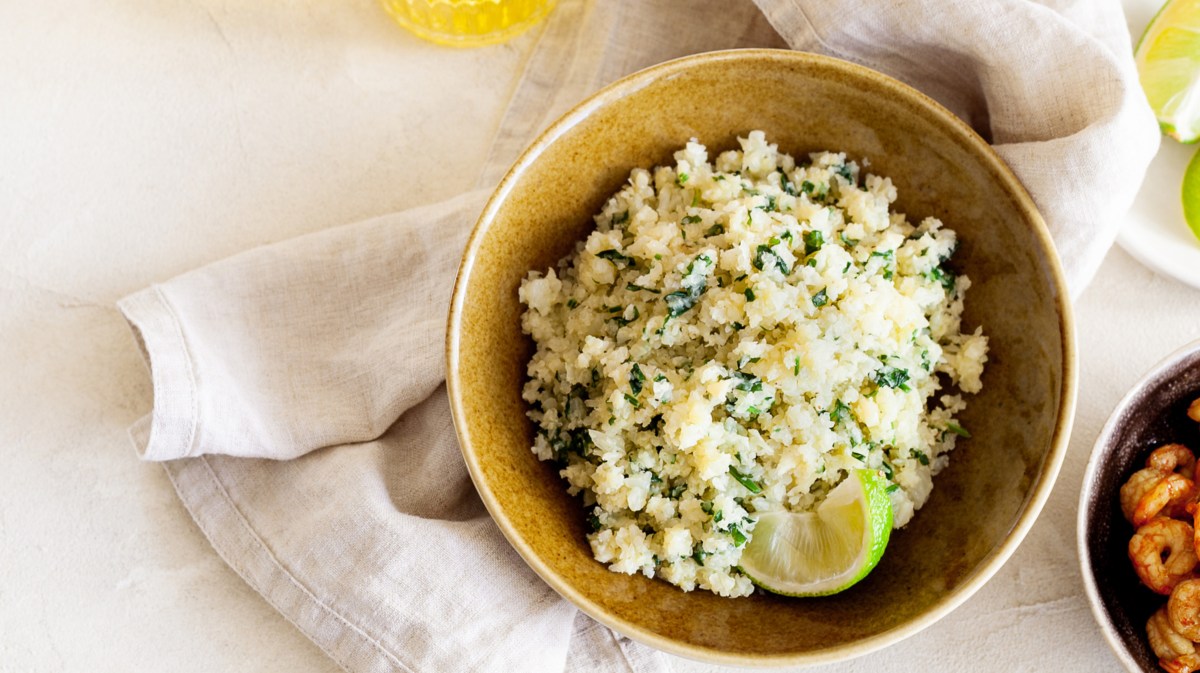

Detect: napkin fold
[119,1,1157,671]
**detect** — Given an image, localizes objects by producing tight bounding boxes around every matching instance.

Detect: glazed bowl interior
[1080,342,1200,672]
[447,49,1075,665]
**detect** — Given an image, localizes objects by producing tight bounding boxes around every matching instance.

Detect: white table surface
[2,1,1194,671]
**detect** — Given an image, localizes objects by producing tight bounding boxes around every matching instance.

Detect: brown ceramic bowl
[447,49,1076,666]
[1080,340,1200,672]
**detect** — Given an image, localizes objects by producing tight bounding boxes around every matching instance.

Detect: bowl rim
[1077,337,1200,673]
[447,47,1077,666]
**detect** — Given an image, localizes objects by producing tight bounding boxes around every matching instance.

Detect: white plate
[1119,0,1200,289]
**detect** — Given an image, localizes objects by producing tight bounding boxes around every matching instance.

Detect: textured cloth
[118,0,1156,671]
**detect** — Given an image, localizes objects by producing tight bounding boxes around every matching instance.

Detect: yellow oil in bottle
[380,0,557,48]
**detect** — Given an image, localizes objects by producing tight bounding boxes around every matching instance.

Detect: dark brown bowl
[447,49,1076,665]
[1080,340,1200,672]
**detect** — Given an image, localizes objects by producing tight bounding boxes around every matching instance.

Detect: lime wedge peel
[1183,147,1200,239]
[1136,0,1200,143]
[738,468,893,597]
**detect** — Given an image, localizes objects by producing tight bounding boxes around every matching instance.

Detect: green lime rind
[1136,0,1200,143]
[1136,0,1172,52]
[738,469,893,598]
[1183,148,1200,241]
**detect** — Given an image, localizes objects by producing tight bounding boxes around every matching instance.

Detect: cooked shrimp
[1131,518,1199,594]
[1163,656,1200,673]
[1188,398,1200,424]
[1134,473,1196,527]
[1189,502,1200,560]
[1124,467,1173,523]
[1149,606,1198,667]
[1151,444,1198,477]
[1172,578,1200,641]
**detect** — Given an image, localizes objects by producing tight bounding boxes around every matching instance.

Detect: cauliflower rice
[518,131,988,597]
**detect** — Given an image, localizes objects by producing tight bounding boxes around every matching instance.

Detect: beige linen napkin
[119,0,1156,671]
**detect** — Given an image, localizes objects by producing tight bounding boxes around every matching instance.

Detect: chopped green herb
[920,350,932,372]
[613,306,639,326]
[835,163,854,184]
[626,283,660,294]
[663,255,712,318]
[812,288,828,307]
[665,290,698,317]
[682,215,702,225]
[692,547,707,566]
[744,287,756,302]
[730,371,762,392]
[842,261,852,274]
[731,322,745,331]
[566,298,578,309]
[713,510,724,523]
[668,484,686,499]
[872,365,911,391]
[830,399,851,424]
[729,524,747,547]
[803,230,824,256]
[945,422,971,438]
[910,449,930,466]
[597,249,633,266]
[701,500,715,515]
[630,363,645,395]
[753,244,790,275]
[685,253,712,275]
[763,194,778,212]
[793,357,801,376]
[882,462,894,480]
[623,392,641,408]
[851,452,865,461]
[840,233,860,247]
[886,483,900,494]
[587,513,603,532]
[777,167,797,196]
[611,210,630,225]
[801,180,830,201]
[676,172,689,185]
[871,249,896,280]
[927,264,957,292]
[729,466,763,493]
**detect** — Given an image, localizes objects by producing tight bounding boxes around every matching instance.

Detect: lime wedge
[1184,148,1200,239]
[1136,0,1200,143]
[739,469,893,597]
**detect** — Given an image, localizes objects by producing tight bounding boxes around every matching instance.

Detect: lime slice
[1184,148,1200,239]
[739,469,893,597]
[1135,0,1200,142]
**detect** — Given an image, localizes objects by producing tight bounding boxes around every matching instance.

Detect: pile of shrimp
[1124,399,1200,673]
